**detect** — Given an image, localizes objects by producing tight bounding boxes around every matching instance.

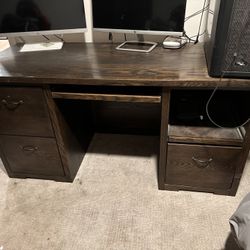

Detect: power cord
[184,0,208,44]
[54,34,65,42]
[183,31,197,43]
[184,3,209,22]
[206,9,250,129]
[108,32,113,43]
[205,86,250,129]
[194,0,207,44]
[42,35,50,41]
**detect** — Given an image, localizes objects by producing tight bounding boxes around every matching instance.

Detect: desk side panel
[45,89,94,181]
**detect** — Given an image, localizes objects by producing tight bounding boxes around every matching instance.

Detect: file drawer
[0,87,54,137]
[0,135,65,177]
[166,143,241,189]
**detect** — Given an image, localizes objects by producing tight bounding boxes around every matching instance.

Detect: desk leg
[230,122,250,195]
[159,88,171,190]
[44,88,94,181]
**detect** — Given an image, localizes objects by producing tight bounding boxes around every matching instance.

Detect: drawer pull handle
[192,157,213,169]
[22,146,38,153]
[2,97,24,111]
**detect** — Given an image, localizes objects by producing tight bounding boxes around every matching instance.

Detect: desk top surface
[0,43,249,88]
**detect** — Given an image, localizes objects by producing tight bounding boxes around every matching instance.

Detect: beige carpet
[0,134,249,250]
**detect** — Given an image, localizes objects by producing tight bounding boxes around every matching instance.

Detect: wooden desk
[0,43,249,195]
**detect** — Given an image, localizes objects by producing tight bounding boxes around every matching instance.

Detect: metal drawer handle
[1,97,24,111]
[22,145,38,153]
[192,156,213,169]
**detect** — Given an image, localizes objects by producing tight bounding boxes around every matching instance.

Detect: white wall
[184,0,209,40]
[10,0,209,44]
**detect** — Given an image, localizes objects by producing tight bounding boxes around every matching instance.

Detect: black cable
[54,34,65,42]
[184,5,209,22]
[206,86,250,129]
[189,30,206,39]
[108,32,113,43]
[18,36,25,44]
[194,0,207,44]
[183,0,209,43]
[166,2,215,46]
[206,10,250,129]
[185,7,207,21]
[42,35,50,41]
[183,31,196,43]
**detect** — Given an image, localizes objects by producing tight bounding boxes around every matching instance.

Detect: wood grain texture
[158,88,170,189]
[0,135,65,177]
[52,92,161,103]
[0,43,249,88]
[0,86,54,137]
[163,183,232,196]
[165,143,241,190]
[0,42,249,192]
[230,122,250,195]
[168,125,243,146]
[45,89,94,181]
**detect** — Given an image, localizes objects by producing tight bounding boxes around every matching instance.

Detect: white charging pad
[163,36,187,49]
[20,42,63,52]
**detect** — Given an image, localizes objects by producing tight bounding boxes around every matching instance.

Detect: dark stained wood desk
[0,43,250,88]
[0,43,249,195]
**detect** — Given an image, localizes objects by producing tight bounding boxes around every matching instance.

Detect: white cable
[206,86,250,129]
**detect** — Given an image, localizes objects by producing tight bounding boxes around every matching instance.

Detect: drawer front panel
[0,87,54,137]
[166,143,241,189]
[0,135,65,177]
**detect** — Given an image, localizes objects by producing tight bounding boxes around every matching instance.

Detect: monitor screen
[0,0,86,36]
[93,0,187,35]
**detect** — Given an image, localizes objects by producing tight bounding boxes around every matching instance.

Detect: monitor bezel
[0,0,87,38]
[92,0,187,37]
[0,28,87,38]
[93,28,183,36]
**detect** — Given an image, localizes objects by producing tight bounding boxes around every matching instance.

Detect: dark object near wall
[169,89,250,128]
[92,0,187,33]
[0,0,86,34]
[204,0,250,78]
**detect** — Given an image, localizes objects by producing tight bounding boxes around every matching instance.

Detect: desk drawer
[166,143,241,189]
[0,87,54,137]
[0,135,65,177]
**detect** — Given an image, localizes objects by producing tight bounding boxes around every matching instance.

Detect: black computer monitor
[93,0,187,36]
[93,0,187,52]
[0,0,86,37]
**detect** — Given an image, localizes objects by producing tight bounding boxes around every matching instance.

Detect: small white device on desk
[162,36,187,49]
